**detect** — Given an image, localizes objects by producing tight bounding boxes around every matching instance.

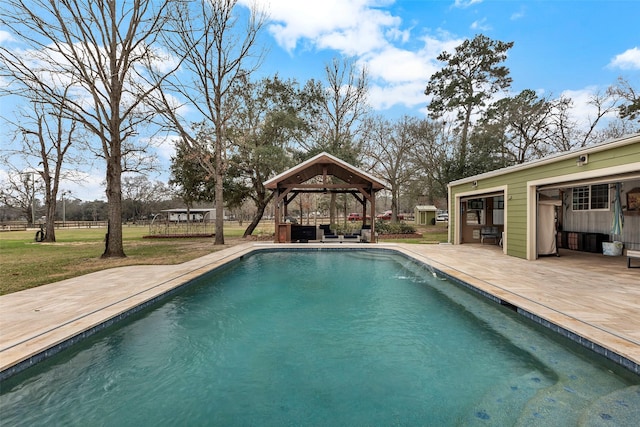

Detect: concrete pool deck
[1,242,639,379]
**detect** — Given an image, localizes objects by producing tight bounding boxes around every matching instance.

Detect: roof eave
[449,132,640,187]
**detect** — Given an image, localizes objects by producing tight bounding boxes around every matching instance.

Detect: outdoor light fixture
[576,154,588,166]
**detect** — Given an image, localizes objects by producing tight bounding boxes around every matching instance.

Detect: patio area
[1,242,638,380]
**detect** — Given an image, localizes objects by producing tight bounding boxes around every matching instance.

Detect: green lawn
[0,222,447,295]
[0,225,247,295]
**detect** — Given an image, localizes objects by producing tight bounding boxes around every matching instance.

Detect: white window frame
[572,184,609,211]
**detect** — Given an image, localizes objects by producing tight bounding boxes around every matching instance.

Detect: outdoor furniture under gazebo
[263,152,388,243]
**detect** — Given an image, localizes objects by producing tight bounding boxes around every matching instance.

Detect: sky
[2,0,639,201]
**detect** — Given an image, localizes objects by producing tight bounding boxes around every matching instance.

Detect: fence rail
[54,221,109,228]
[0,222,28,231]
[0,220,111,230]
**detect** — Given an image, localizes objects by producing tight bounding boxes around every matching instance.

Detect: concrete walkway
[1,242,639,379]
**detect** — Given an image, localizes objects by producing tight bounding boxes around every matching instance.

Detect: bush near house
[376,220,416,235]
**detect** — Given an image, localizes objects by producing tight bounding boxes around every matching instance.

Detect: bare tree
[9,94,78,241]
[0,166,42,225]
[309,57,369,225]
[362,115,418,222]
[316,57,370,160]
[548,89,622,152]
[152,0,267,245]
[0,0,179,257]
[122,175,172,222]
[612,76,640,123]
[410,120,456,202]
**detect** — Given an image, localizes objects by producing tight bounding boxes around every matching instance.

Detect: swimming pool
[1,250,638,425]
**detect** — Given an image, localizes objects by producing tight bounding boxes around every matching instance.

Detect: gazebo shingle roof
[264,152,388,191]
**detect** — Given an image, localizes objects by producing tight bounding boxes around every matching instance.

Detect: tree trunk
[459,107,472,171]
[214,129,224,245]
[102,151,126,258]
[243,191,274,237]
[243,205,266,237]
[391,186,399,222]
[44,198,57,242]
[214,189,225,245]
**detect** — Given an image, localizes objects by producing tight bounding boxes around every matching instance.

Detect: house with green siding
[447,133,640,260]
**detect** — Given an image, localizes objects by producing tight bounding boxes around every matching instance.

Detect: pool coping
[1,242,639,381]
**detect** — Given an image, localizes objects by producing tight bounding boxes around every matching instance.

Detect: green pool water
[1,250,638,425]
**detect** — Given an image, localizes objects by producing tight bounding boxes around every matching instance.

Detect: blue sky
[249,0,640,116]
[2,0,639,201]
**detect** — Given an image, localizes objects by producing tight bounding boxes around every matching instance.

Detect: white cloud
[470,18,491,32]
[364,47,431,83]
[510,6,525,20]
[363,35,461,84]
[241,0,465,113]
[362,34,462,110]
[608,47,640,70]
[369,81,429,110]
[453,0,483,8]
[0,30,15,44]
[252,0,400,54]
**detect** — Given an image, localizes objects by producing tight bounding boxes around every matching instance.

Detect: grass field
[0,225,248,295]
[0,222,447,295]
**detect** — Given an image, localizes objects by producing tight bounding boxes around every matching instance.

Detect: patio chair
[481,226,499,245]
[321,234,341,242]
[342,234,360,242]
[320,224,340,243]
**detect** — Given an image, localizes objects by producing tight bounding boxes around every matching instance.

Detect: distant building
[161,208,215,223]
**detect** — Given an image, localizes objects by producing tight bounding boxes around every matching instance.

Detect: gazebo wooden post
[273,189,281,242]
[362,199,367,227]
[273,187,294,242]
[283,195,288,219]
[357,187,377,243]
[370,191,376,241]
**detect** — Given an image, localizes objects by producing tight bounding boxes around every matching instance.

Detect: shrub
[375,220,416,235]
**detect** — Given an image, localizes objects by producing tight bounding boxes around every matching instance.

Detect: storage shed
[414,205,438,225]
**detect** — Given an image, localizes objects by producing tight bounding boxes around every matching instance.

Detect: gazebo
[263,152,388,243]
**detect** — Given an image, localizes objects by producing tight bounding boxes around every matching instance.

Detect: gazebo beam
[278,183,370,190]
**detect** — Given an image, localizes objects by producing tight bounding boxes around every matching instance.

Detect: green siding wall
[449,140,640,259]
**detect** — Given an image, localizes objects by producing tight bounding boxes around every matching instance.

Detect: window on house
[572,186,589,210]
[590,184,609,209]
[572,184,609,211]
